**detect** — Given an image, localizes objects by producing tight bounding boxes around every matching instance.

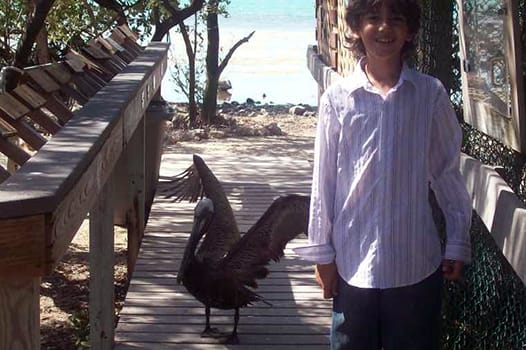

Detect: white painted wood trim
[460,154,526,284]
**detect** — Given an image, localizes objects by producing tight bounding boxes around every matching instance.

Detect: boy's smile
[357,3,412,64]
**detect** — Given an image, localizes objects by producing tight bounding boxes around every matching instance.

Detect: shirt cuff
[444,239,471,263]
[292,243,335,264]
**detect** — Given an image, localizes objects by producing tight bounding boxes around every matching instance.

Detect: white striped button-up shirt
[295,62,472,289]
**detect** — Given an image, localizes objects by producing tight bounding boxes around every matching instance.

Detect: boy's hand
[442,259,464,280]
[315,261,338,299]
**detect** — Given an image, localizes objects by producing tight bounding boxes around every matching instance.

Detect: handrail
[0,42,168,275]
[0,42,169,349]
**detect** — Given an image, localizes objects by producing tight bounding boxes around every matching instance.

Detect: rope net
[417,1,526,348]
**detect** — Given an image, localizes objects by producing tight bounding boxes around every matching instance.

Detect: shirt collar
[344,58,418,95]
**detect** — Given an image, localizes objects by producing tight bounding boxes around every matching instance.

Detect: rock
[289,105,307,115]
[218,80,232,91]
[246,98,256,105]
[265,122,283,135]
[209,130,228,139]
[236,125,257,136]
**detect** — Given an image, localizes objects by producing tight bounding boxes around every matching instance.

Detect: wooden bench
[0,24,142,180]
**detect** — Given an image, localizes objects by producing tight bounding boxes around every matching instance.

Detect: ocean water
[161,0,318,106]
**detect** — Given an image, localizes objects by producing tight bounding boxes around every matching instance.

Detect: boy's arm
[293,90,340,263]
[429,85,472,270]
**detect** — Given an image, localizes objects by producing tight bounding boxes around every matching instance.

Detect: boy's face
[356,3,412,63]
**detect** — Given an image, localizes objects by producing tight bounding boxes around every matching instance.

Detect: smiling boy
[295,1,472,349]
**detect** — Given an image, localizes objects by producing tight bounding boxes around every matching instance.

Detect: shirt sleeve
[293,89,340,264]
[429,84,472,263]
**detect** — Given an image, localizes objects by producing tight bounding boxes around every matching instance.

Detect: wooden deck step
[115,142,331,349]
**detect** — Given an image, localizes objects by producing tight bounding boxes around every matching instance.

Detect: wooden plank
[0,117,17,135]
[0,93,30,119]
[0,276,40,350]
[126,116,146,275]
[92,37,118,55]
[83,44,112,60]
[68,75,99,98]
[0,136,31,165]
[82,45,121,76]
[117,305,330,317]
[44,62,72,85]
[24,68,61,93]
[110,29,143,57]
[0,215,46,276]
[12,84,47,109]
[59,81,90,105]
[118,24,139,42]
[115,332,329,345]
[119,298,325,309]
[66,50,113,82]
[27,108,61,135]
[104,37,136,63]
[89,178,115,350]
[0,165,9,183]
[115,344,325,350]
[65,57,86,73]
[0,109,47,150]
[43,95,74,124]
[117,324,329,335]
[118,314,331,325]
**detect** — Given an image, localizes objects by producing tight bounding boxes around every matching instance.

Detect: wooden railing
[0,42,169,349]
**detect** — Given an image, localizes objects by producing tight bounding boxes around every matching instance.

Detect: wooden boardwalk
[114,135,332,349]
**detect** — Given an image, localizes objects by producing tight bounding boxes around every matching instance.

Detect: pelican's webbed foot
[201,326,222,338]
[224,332,239,344]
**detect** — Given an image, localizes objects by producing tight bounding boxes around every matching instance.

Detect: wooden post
[125,114,145,276]
[89,178,115,350]
[0,277,40,350]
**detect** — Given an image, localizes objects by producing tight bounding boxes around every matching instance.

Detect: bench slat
[0,137,31,166]
[0,94,31,119]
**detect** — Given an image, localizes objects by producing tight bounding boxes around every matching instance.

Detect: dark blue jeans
[331,268,443,350]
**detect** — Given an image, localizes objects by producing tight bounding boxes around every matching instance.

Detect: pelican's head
[177,197,214,284]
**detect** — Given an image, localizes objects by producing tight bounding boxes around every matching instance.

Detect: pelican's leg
[201,305,221,338]
[225,308,240,344]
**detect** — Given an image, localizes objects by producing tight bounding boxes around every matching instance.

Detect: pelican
[164,154,309,344]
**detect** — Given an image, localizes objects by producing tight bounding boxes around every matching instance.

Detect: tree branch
[218,30,255,75]
[152,0,205,41]
[13,0,56,68]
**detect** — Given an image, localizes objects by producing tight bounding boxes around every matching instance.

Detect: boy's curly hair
[344,0,421,58]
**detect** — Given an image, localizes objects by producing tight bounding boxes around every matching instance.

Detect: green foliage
[0,0,180,66]
[0,0,29,65]
[46,0,117,54]
[70,309,90,348]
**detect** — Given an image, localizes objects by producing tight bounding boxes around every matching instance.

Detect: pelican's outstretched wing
[165,154,240,261]
[218,194,310,288]
[162,161,204,202]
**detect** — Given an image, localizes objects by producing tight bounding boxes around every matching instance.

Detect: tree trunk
[200,0,219,125]
[179,21,199,126]
[5,0,56,91]
[29,0,50,65]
